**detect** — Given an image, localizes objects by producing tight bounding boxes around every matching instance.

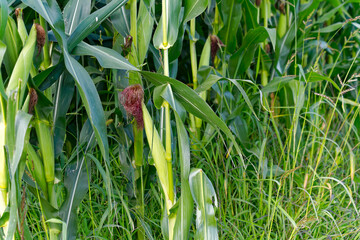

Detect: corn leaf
[64,0,91,35]
[189,168,218,240]
[140,71,246,168]
[0,0,8,40]
[73,41,137,71]
[67,0,128,51]
[183,0,208,23]
[137,0,155,65]
[53,72,75,157]
[153,0,182,48]
[59,120,95,240]
[229,27,276,78]
[23,0,110,164]
[218,0,242,53]
[6,111,32,240]
[111,5,130,37]
[3,17,22,75]
[173,112,193,240]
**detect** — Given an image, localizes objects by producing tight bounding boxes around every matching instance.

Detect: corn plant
[2,0,360,239]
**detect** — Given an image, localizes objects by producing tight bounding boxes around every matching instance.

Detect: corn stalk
[0,21,38,239]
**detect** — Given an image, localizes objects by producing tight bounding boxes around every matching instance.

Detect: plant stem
[133,123,144,240]
[0,95,6,216]
[189,19,201,139]
[161,0,175,238]
[162,0,167,47]
[130,0,137,49]
[163,48,174,202]
[128,2,145,239]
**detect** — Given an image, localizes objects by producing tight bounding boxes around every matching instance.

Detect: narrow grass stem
[189,18,201,138]
[130,0,137,49]
[190,19,197,88]
[160,0,175,237]
[162,0,167,47]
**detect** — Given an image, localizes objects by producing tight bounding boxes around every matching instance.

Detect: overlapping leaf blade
[173,112,194,240]
[183,0,209,23]
[139,71,246,168]
[64,0,91,35]
[189,168,218,240]
[73,41,137,71]
[68,0,128,51]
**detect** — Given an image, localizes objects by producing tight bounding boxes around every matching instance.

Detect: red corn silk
[35,24,45,56]
[210,35,224,62]
[119,84,144,129]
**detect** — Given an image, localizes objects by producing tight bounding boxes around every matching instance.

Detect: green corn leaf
[67,0,128,51]
[140,71,246,168]
[60,120,96,240]
[72,41,137,71]
[142,102,171,199]
[243,0,259,29]
[183,0,209,23]
[111,5,130,37]
[27,144,47,197]
[64,0,91,35]
[189,168,218,240]
[22,0,65,32]
[137,0,155,65]
[6,177,17,240]
[63,50,109,164]
[53,72,75,158]
[153,84,186,121]
[229,27,276,78]
[3,16,22,76]
[36,62,66,91]
[0,0,8,40]
[173,112,194,240]
[6,110,32,240]
[10,111,32,177]
[153,0,182,49]
[24,0,110,165]
[6,24,36,105]
[218,0,242,53]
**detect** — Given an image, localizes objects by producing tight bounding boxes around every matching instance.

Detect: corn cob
[15,8,38,78]
[3,16,22,75]
[6,24,37,104]
[27,144,48,199]
[34,119,54,185]
[15,8,27,45]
